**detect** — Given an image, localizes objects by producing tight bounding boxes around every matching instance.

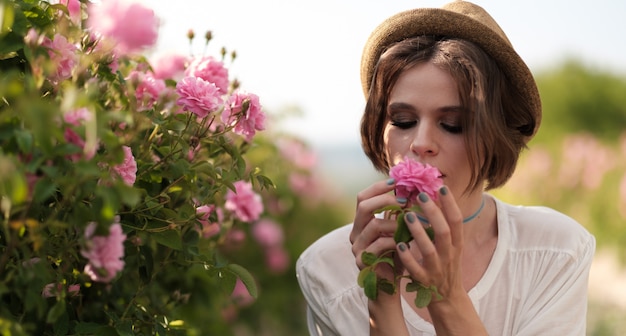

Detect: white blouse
[296,196,595,335]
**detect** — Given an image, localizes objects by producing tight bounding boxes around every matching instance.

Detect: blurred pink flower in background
[81,221,127,283]
[175,76,223,118]
[265,246,289,273]
[196,205,223,239]
[389,156,443,201]
[221,90,265,141]
[51,0,82,25]
[252,219,283,248]
[185,56,229,92]
[87,0,159,55]
[127,70,166,111]
[225,181,263,223]
[42,283,80,298]
[558,134,616,190]
[278,139,318,170]
[112,146,137,186]
[151,53,188,80]
[42,33,78,82]
[63,108,97,161]
[231,278,255,307]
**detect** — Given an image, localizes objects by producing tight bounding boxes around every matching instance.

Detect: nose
[410,123,438,157]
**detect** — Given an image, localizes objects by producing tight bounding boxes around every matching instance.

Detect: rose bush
[0,0,345,334]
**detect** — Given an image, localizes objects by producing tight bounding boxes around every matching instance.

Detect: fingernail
[396,197,407,204]
[405,212,416,224]
[439,186,448,196]
[386,178,395,185]
[397,242,407,252]
[418,192,429,203]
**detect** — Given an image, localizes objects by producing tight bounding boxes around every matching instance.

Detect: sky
[146,0,626,149]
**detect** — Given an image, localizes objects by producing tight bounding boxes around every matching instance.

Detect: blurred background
[148,0,626,334]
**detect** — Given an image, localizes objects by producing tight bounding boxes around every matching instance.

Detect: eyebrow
[387,102,464,114]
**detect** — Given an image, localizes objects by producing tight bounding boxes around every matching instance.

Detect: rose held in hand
[389,157,443,243]
[389,156,443,203]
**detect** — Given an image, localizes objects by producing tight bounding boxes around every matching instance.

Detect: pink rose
[389,156,443,202]
[185,56,229,92]
[42,283,80,298]
[151,53,188,80]
[231,278,255,307]
[127,70,166,111]
[175,76,223,118]
[112,146,137,186]
[81,221,127,283]
[252,219,283,248]
[221,90,265,141]
[51,0,82,25]
[42,33,78,83]
[87,0,159,55]
[224,181,263,223]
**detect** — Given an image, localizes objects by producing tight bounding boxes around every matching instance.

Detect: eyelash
[390,120,463,134]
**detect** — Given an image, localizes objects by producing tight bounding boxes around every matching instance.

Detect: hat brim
[360,5,541,138]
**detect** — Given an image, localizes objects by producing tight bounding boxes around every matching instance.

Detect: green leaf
[363,271,378,300]
[357,267,371,287]
[425,226,435,241]
[405,280,420,292]
[46,300,65,324]
[226,263,258,299]
[378,278,396,295]
[361,251,377,266]
[374,204,402,214]
[414,286,433,308]
[394,212,412,243]
[151,229,182,250]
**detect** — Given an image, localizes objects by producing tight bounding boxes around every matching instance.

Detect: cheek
[383,126,405,166]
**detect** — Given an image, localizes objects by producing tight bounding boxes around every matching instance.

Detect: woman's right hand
[350,178,405,271]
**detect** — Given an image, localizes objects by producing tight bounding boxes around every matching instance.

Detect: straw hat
[360,0,541,137]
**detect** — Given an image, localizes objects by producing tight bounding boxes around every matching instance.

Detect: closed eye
[390,120,416,129]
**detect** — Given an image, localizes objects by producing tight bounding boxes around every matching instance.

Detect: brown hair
[360,36,535,191]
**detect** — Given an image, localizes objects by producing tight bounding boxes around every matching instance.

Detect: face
[383,62,475,200]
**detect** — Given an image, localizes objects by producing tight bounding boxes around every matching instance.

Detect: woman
[296,1,595,335]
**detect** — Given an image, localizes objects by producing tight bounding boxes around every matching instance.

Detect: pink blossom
[185,56,229,92]
[265,246,289,274]
[81,221,127,283]
[224,181,264,223]
[221,90,265,141]
[151,53,188,80]
[231,278,255,307]
[175,76,223,118]
[51,0,82,24]
[278,139,317,170]
[196,205,223,239]
[112,146,137,186]
[127,70,166,111]
[42,283,80,298]
[87,0,159,55]
[389,156,443,202]
[252,219,283,248]
[63,108,97,161]
[42,33,78,82]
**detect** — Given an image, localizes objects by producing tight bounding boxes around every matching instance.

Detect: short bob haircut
[360,36,536,192]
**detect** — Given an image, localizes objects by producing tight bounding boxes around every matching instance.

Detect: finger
[402,211,439,264]
[396,242,427,282]
[352,217,398,252]
[351,179,406,242]
[354,236,398,269]
[416,192,452,250]
[437,185,464,247]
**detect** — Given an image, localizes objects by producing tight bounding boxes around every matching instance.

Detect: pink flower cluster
[127,70,166,111]
[42,33,78,83]
[224,181,263,223]
[389,156,443,202]
[112,146,137,186]
[221,90,265,142]
[42,283,80,298]
[87,0,159,55]
[81,221,127,283]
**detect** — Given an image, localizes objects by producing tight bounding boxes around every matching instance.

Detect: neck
[416,195,485,225]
